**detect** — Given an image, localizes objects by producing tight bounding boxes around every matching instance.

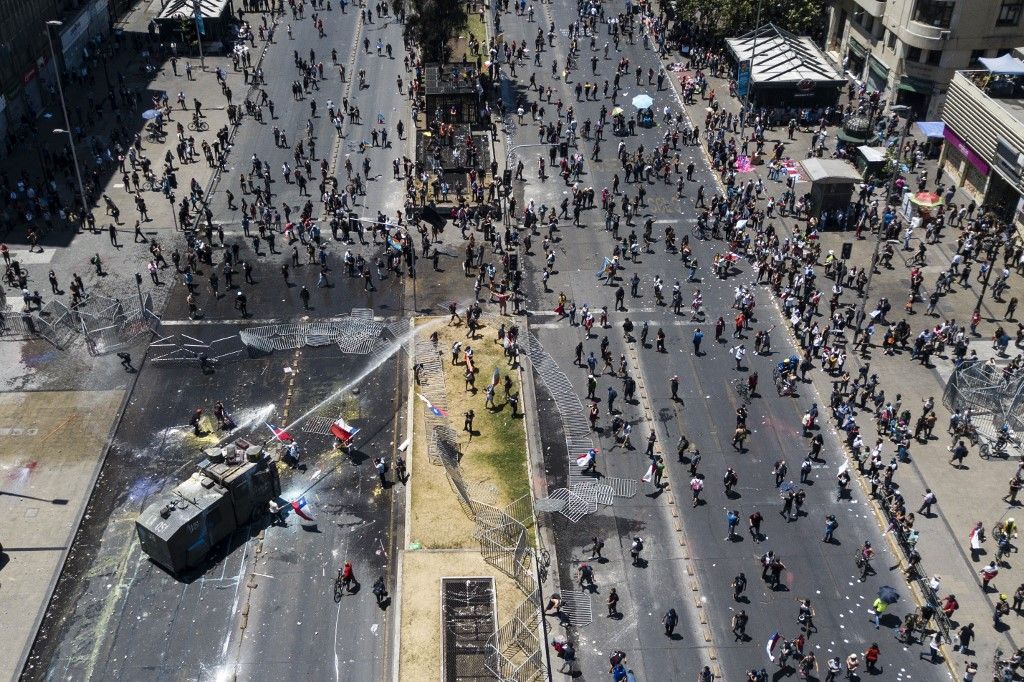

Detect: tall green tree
[402,0,469,62]
[671,0,825,38]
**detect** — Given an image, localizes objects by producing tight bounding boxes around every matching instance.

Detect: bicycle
[333,573,345,602]
[188,117,210,132]
[734,379,751,404]
[536,547,551,583]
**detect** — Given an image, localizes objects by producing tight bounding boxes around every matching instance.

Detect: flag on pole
[417,393,448,417]
[329,417,360,444]
[766,632,781,661]
[595,257,614,279]
[291,496,316,522]
[193,0,206,35]
[266,422,293,442]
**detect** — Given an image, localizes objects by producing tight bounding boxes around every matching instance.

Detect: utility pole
[45,21,90,230]
[194,0,206,70]
[737,0,764,145]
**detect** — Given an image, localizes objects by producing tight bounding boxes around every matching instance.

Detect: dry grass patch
[409,378,478,548]
[398,550,523,682]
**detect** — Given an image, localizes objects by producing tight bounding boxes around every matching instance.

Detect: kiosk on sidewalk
[799,158,862,216]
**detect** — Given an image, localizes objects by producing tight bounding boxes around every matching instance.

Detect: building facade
[0,0,110,151]
[940,64,1024,230]
[826,0,1024,120]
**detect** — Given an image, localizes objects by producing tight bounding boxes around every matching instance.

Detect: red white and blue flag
[291,496,316,522]
[266,422,294,442]
[766,632,781,661]
[417,393,448,418]
[330,417,360,443]
[576,448,598,467]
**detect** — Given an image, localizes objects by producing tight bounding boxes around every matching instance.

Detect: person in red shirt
[942,594,960,617]
[864,643,881,672]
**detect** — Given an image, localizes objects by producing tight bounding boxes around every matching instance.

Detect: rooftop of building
[423,63,481,95]
[957,68,1024,128]
[725,23,844,85]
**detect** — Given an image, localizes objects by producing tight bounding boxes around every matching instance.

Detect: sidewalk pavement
[2,23,256,316]
[0,9,274,679]
[672,64,1024,674]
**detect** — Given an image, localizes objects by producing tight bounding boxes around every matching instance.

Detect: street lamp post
[45,20,90,229]
[974,239,1000,313]
[737,0,764,145]
[167,192,178,230]
[854,104,912,341]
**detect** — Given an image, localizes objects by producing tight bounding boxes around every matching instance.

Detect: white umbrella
[631,94,653,109]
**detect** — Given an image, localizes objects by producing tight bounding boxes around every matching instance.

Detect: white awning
[726,24,844,84]
[858,146,886,163]
[979,54,1024,75]
[800,158,862,183]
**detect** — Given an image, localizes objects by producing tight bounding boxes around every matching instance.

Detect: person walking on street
[607,588,619,617]
[590,536,604,560]
[870,596,887,629]
[662,608,678,637]
[731,609,748,640]
[557,640,576,674]
[919,489,937,515]
[824,656,841,681]
[823,514,839,543]
[981,561,999,590]
[864,643,880,673]
[732,572,746,600]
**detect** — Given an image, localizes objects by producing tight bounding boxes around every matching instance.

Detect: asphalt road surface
[23,323,405,681]
[23,4,410,680]
[498,1,941,679]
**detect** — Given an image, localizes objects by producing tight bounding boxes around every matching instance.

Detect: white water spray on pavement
[280,318,440,433]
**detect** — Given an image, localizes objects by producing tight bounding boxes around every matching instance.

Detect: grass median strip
[410,317,529,549]
[400,317,532,680]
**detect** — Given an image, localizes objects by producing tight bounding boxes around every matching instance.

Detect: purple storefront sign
[943,125,990,176]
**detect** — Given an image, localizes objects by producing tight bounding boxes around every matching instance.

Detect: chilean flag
[266,422,293,442]
[766,632,781,661]
[291,496,316,522]
[576,448,598,467]
[330,418,360,443]
[417,393,448,418]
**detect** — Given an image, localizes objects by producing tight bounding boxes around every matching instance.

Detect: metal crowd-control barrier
[238,309,389,356]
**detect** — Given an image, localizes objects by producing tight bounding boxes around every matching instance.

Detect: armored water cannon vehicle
[135,438,280,574]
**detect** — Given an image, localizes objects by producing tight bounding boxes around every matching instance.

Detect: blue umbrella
[878,585,900,604]
[141,109,161,120]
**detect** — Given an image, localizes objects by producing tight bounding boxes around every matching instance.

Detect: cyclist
[856,541,875,581]
[338,561,356,592]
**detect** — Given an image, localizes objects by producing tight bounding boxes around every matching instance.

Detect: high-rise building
[826,0,1024,119]
[0,0,111,148]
